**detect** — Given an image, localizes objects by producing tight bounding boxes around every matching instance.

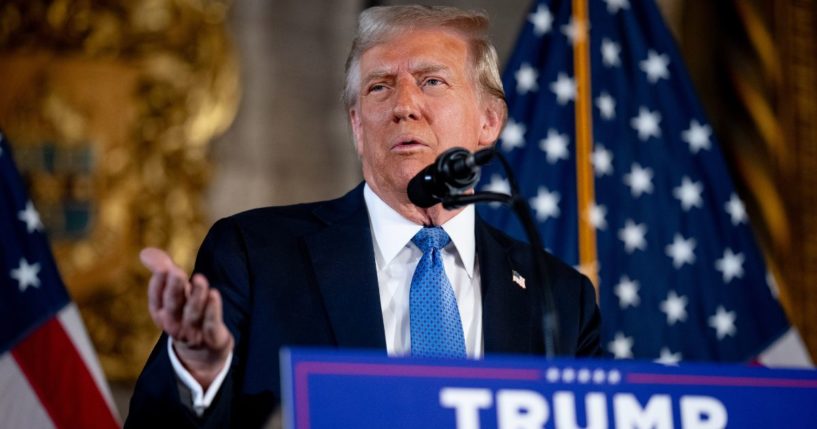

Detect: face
[349,28,503,203]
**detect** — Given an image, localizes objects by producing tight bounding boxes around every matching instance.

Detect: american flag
[479,0,804,363]
[0,131,120,427]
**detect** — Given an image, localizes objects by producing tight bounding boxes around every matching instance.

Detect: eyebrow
[362,63,451,86]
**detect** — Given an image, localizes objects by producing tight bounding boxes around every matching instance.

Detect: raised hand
[140,247,234,389]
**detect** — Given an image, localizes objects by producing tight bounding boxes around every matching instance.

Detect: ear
[477,98,506,148]
[349,108,364,156]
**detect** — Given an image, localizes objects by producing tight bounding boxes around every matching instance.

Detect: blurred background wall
[0,0,815,420]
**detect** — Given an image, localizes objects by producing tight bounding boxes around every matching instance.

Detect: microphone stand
[441,150,560,358]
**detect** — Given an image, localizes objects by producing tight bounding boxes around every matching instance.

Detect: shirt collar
[363,183,476,278]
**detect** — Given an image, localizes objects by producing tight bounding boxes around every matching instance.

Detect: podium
[281,348,817,429]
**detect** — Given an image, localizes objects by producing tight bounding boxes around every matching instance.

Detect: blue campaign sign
[281,348,817,429]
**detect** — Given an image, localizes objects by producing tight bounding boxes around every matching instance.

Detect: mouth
[391,136,430,152]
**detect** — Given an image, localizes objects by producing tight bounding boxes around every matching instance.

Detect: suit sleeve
[126,217,251,428]
[574,275,603,357]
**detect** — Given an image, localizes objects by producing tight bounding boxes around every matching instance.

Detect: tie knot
[412,227,451,253]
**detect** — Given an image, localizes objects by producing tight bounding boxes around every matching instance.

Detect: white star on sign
[604,0,630,14]
[500,119,526,152]
[528,4,553,36]
[673,176,703,211]
[600,38,621,67]
[709,306,737,340]
[592,144,613,176]
[640,50,670,83]
[725,193,747,225]
[18,201,44,233]
[11,258,42,292]
[530,187,560,221]
[561,17,588,45]
[596,91,616,119]
[660,290,688,325]
[608,332,634,359]
[550,73,577,105]
[614,275,640,308]
[655,347,682,366]
[515,63,539,94]
[666,234,696,268]
[619,219,647,253]
[682,120,712,153]
[589,203,607,230]
[483,174,511,195]
[631,107,662,141]
[715,248,745,283]
[623,163,654,197]
[540,129,570,163]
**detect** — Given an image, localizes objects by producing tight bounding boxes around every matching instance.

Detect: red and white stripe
[1,304,120,428]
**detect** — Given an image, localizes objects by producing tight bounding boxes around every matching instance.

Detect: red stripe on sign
[11,317,119,429]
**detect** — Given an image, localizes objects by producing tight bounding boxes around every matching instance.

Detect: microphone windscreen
[407,172,439,208]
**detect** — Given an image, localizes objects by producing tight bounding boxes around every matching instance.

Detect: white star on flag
[682,120,712,153]
[655,347,682,366]
[596,91,616,119]
[623,163,654,197]
[11,257,42,292]
[660,290,688,325]
[715,248,745,283]
[592,144,613,176]
[666,234,696,268]
[631,107,662,141]
[725,193,747,225]
[709,306,737,340]
[560,17,587,45]
[618,219,647,253]
[515,63,539,94]
[600,38,621,67]
[18,200,44,233]
[640,50,671,83]
[614,275,640,308]
[530,187,560,221]
[483,175,511,195]
[608,332,634,359]
[550,73,576,105]
[528,4,553,36]
[589,202,607,230]
[604,0,631,14]
[540,129,569,163]
[500,119,526,152]
[673,176,704,211]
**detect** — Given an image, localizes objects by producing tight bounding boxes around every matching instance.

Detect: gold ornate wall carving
[0,0,239,381]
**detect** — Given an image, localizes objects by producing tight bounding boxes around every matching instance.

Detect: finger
[180,274,209,334]
[161,269,189,336]
[147,271,168,327]
[203,289,232,351]
[140,247,175,273]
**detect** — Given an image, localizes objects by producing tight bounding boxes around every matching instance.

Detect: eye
[424,78,445,87]
[368,83,388,93]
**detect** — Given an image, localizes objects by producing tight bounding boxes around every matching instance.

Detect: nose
[392,80,422,122]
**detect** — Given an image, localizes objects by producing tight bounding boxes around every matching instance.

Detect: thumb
[140,247,175,273]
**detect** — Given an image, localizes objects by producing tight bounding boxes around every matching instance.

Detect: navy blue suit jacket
[126,184,601,428]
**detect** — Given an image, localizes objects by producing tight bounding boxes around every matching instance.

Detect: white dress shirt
[170,183,484,414]
[363,184,483,358]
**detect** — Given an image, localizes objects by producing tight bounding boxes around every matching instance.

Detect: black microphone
[407,147,495,208]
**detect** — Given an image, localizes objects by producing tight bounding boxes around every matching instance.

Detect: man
[127,5,601,428]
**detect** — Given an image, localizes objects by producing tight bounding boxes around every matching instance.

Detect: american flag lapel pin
[512,270,526,289]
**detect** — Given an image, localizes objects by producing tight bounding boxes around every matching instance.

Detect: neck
[368,183,463,226]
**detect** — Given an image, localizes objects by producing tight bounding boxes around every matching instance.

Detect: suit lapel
[477,219,535,355]
[304,185,387,350]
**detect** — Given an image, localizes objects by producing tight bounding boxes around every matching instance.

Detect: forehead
[358,28,471,75]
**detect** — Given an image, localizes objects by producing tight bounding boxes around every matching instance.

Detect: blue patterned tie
[410,227,466,358]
